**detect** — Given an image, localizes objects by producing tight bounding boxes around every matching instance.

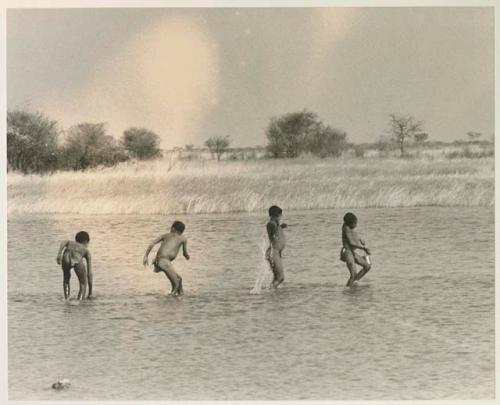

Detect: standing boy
[266,205,288,289]
[56,231,93,300]
[341,212,372,287]
[143,221,190,296]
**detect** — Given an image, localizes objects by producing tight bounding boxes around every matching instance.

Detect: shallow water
[8,207,494,400]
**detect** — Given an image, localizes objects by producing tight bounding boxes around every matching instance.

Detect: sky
[6,6,494,148]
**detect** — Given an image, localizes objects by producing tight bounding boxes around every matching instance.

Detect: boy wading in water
[341,212,372,287]
[143,221,190,296]
[56,231,93,300]
[266,205,288,289]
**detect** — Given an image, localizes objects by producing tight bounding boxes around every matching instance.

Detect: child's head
[343,212,358,228]
[75,231,90,244]
[171,221,186,234]
[268,205,282,219]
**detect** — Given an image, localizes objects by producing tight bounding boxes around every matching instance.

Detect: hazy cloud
[41,16,219,148]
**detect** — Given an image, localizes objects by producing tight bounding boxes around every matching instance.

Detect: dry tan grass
[7,156,494,215]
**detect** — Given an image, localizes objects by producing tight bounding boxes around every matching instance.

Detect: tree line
[7,110,162,173]
[9,107,479,174]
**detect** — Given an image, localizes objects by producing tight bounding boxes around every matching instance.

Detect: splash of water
[250,232,272,294]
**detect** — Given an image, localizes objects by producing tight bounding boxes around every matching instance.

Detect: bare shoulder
[66,241,78,250]
[76,242,88,253]
[156,233,169,241]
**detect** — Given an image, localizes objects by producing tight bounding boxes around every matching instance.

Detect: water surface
[8,207,495,400]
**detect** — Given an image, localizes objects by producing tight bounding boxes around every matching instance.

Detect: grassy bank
[7,156,494,215]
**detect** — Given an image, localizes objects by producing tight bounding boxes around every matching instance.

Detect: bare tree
[388,114,424,157]
[205,136,231,161]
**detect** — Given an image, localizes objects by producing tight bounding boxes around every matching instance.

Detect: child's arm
[267,222,278,241]
[345,227,369,252]
[359,238,371,254]
[182,238,190,260]
[56,241,69,264]
[85,250,93,298]
[142,235,164,266]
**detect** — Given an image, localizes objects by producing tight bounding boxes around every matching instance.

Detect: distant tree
[265,110,318,158]
[184,144,195,151]
[7,109,59,173]
[205,136,231,161]
[414,132,429,144]
[266,110,348,158]
[60,123,128,170]
[121,127,161,160]
[306,126,348,158]
[466,131,482,142]
[388,114,424,157]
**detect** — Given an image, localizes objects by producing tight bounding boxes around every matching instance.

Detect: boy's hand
[184,253,190,260]
[142,257,149,266]
[280,223,288,229]
[56,256,62,265]
[365,247,371,255]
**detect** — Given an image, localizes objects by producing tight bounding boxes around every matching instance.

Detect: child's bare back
[60,241,88,266]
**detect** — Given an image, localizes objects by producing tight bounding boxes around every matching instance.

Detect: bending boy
[56,231,93,300]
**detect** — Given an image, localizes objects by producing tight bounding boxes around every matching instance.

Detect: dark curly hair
[343,212,358,227]
[172,221,186,234]
[268,205,283,217]
[75,231,90,243]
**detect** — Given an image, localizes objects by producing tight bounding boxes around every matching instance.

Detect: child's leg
[73,262,88,300]
[158,260,182,295]
[177,276,184,295]
[61,260,72,300]
[354,253,371,281]
[270,250,284,289]
[344,249,358,287]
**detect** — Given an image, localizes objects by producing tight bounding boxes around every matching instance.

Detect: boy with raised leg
[340,212,372,287]
[143,221,190,296]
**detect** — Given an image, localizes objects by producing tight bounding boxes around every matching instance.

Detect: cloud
[303,8,356,91]
[42,16,219,148]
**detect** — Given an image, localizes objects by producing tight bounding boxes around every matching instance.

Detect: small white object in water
[366,255,371,265]
[52,379,71,390]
